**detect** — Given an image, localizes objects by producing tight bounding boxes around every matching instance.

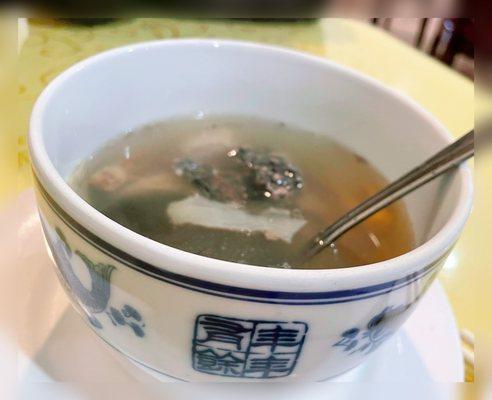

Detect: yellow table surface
[10,18,486,382]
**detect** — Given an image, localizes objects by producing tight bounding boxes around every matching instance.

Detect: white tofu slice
[167,195,306,243]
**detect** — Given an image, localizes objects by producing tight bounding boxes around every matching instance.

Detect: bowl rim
[29,39,473,292]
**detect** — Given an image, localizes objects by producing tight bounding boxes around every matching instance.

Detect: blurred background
[369,18,474,79]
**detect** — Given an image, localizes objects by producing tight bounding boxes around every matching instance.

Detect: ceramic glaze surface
[29,40,472,381]
[35,178,446,381]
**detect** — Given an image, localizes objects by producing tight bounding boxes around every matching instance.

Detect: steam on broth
[69,116,415,269]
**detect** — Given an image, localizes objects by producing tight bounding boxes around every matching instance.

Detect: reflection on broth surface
[69,116,415,269]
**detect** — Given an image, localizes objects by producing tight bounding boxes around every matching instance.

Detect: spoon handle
[305,130,474,260]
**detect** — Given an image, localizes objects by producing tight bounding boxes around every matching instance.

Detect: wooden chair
[430,18,474,66]
[371,18,474,78]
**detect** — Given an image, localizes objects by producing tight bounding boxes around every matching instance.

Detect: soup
[69,116,415,269]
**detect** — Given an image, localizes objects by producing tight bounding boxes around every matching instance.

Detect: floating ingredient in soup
[70,116,415,269]
[89,165,127,192]
[173,158,247,203]
[173,147,303,203]
[167,194,306,243]
[228,147,303,200]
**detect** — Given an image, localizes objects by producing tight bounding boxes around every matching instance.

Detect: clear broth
[69,116,415,269]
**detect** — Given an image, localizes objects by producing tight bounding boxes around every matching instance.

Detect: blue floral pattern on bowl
[50,226,145,337]
[333,304,410,355]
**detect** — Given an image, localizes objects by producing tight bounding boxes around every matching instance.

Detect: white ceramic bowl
[29,39,472,381]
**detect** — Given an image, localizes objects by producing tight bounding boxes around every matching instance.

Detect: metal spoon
[303,130,474,261]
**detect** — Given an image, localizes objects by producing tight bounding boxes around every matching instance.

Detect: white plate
[2,190,463,399]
